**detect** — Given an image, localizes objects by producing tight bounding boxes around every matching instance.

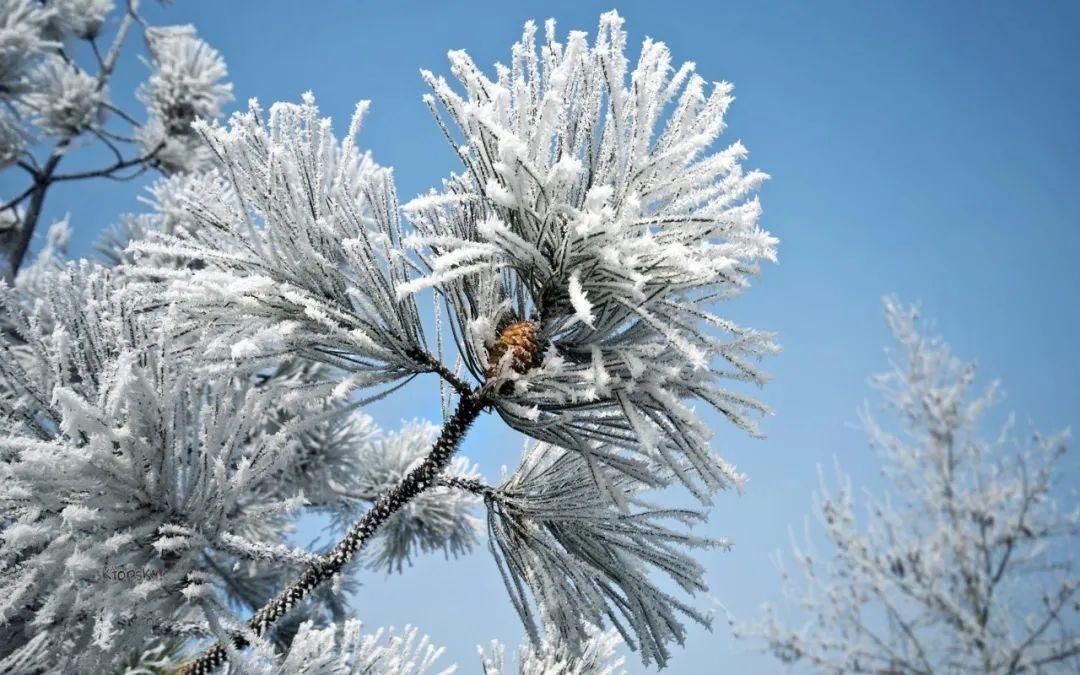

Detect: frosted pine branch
[129,95,437,395]
[228,620,454,675]
[483,443,728,667]
[137,24,233,174]
[404,11,776,502]
[44,0,114,42]
[176,391,487,675]
[0,265,337,671]
[2,10,779,673]
[332,421,483,574]
[22,55,105,136]
[1,0,233,281]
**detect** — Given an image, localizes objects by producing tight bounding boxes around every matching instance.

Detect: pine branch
[174,390,488,675]
[0,182,37,213]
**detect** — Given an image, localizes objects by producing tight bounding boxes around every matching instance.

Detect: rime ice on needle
[140,25,232,134]
[484,443,728,667]
[478,624,626,675]
[0,266,317,671]
[0,261,474,672]
[238,620,454,675]
[43,0,114,41]
[0,0,57,97]
[22,55,104,136]
[137,24,234,174]
[405,11,776,502]
[130,94,431,394]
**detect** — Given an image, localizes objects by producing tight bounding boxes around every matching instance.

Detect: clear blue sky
[7,1,1079,672]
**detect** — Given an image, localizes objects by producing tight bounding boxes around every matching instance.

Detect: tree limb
[173,389,488,675]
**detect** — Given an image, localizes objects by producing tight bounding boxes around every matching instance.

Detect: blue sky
[6,1,1079,672]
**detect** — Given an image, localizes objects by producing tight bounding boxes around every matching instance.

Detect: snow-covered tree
[739,298,1079,674]
[1,10,775,674]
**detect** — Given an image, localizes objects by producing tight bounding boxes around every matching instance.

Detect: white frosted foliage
[405,11,777,502]
[0,267,328,670]
[22,56,104,136]
[478,625,625,675]
[740,299,1079,673]
[235,620,455,675]
[130,94,430,395]
[0,9,783,674]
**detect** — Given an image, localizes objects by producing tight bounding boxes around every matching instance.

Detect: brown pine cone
[486,320,541,378]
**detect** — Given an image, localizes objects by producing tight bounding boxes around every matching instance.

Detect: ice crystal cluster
[484,445,726,665]
[233,620,455,675]
[1,8,779,673]
[0,0,58,164]
[740,299,1079,673]
[43,0,114,42]
[1,266,315,670]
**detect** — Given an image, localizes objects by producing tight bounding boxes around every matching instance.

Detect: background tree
[0,8,776,674]
[0,0,232,284]
[739,298,1079,674]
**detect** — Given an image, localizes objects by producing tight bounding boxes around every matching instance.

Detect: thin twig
[101,101,143,127]
[89,38,105,71]
[1,148,65,283]
[50,141,165,183]
[1,185,36,213]
[14,161,38,178]
[89,127,125,165]
[439,475,498,500]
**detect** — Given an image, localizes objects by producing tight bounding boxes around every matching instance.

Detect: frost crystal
[0,0,57,96]
[136,113,216,174]
[236,619,454,675]
[0,266,347,671]
[136,24,232,174]
[130,95,430,393]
